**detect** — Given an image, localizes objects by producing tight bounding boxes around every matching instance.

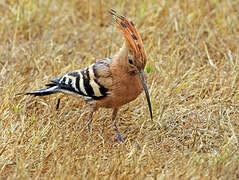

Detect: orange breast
[97,73,143,108]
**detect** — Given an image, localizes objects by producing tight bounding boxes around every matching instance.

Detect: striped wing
[51,58,113,100]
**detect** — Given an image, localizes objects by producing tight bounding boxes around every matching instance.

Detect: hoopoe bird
[24,9,152,142]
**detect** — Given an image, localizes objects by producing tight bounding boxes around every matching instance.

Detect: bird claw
[115,125,125,142]
[88,121,92,134]
[117,132,125,142]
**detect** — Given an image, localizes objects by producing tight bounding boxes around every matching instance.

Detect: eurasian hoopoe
[24,9,152,142]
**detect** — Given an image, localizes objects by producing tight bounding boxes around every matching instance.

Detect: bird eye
[128,58,133,65]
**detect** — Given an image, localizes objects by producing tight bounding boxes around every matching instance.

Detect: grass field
[1,0,239,179]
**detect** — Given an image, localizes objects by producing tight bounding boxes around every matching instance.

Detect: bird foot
[117,132,125,143]
[88,122,92,134]
[115,125,125,142]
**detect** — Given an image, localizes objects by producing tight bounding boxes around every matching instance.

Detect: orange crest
[109,9,146,65]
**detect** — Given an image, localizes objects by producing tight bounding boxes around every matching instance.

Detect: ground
[0,0,239,179]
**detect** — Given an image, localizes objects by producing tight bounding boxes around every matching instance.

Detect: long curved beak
[139,70,153,120]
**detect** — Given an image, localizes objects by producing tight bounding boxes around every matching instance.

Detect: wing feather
[51,57,113,100]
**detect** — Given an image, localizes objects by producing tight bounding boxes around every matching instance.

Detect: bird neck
[118,42,129,59]
[110,43,130,74]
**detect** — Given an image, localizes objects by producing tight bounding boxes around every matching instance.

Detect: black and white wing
[26,58,113,101]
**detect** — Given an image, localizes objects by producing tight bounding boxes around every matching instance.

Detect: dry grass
[1,0,239,179]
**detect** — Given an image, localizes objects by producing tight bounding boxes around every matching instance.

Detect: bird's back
[57,57,113,100]
[27,57,113,103]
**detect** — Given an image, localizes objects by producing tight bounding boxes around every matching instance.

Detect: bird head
[109,9,153,120]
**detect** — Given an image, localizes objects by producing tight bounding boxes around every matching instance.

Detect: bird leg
[56,98,61,110]
[112,108,125,142]
[87,106,97,134]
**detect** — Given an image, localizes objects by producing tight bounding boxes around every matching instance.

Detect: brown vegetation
[0,0,239,179]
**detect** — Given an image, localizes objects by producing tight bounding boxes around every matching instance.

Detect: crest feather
[109,9,146,65]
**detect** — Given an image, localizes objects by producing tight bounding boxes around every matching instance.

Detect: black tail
[25,86,59,96]
[22,77,61,96]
